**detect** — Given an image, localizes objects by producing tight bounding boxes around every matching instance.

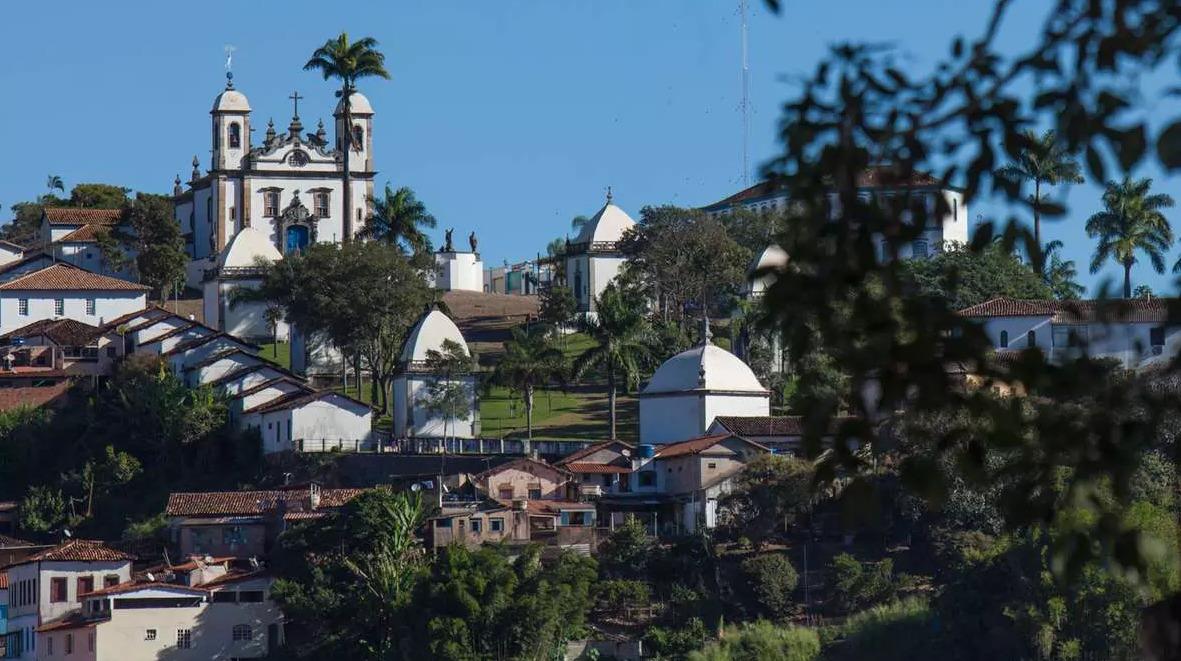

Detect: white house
[174,74,376,288]
[0,263,148,335]
[958,297,1181,368]
[639,323,770,445]
[35,208,137,281]
[392,307,478,439]
[202,226,289,343]
[240,390,373,454]
[702,166,969,259]
[3,540,133,660]
[563,190,636,314]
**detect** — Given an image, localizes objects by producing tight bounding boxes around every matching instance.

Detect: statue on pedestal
[443,228,454,252]
[469,231,478,253]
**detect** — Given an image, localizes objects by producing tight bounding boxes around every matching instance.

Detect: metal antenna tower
[740,0,751,187]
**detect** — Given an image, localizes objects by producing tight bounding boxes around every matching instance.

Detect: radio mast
[740,0,751,187]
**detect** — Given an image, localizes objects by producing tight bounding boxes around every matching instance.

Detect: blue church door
[286,225,310,254]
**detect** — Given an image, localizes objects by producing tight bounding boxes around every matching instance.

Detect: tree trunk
[1124,261,1133,299]
[342,85,354,241]
[608,369,617,440]
[525,384,534,439]
[1033,179,1042,260]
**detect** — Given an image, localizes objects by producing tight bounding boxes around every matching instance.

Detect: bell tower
[334,91,374,174]
[210,72,251,171]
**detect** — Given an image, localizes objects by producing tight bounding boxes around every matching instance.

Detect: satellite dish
[146,572,155,582]
[410,483,422,492]
[62,528,72,538]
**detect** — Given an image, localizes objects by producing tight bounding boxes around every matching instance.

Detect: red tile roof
[136,322,203,346]
[57,224,114,243]
[0,572,7,590]
[0,263,148,291]
[655,433,769,458]
[711,415,857,437]
[80,581,208,598]
[555,440,632,466]
[99,305,170,331]
[473,457,569,481]
[0,382,71,412]
[36,613,100,633]
[165,487,366,517]
[703,166,946,209]
[43,208,125,225]
[238,377,312,399]
[19,539,134,564]
[0,318,102,347]
[564,462,632,474]
[958,297,1174,323]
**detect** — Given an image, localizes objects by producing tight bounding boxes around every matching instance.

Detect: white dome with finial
[334,91,374,116]
[643,320,766,394]
[748,244,788,296]
[574,189,636,244]
[400,307,469,362]
[212,75,251,113]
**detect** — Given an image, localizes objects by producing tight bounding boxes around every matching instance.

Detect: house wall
[976,317,1181,367]
[207,280,289,343]
[41,626,96,660]
[429,511,528,548]
[392,374,477,438]
[290,398,372,447]
[435,253,484,292]
[702,395,770,434]
[480,465,567,501]
[0,292,146,334]
[639,395,705,445]
[177,522,267,558]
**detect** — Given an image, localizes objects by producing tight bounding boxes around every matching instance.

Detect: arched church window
[352,125,364,150]
[228,123,241,149]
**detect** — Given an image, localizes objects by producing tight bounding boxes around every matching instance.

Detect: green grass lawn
[479,383,636,441]
[257,341,291,370]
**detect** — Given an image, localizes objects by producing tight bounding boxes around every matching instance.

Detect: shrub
[830,553,897,612]
[593,579,651,612]
[740,553,799,618]
[688,621,820,661]
[645,617,709,659]
[820,598,931,660]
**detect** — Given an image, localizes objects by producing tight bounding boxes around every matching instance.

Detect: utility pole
[740,0,751,187]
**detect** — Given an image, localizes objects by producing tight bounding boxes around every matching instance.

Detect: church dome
[575,200,636,245]
[334,91,374,116]
[400,308,469,363]
[217,227,281,269]
[748,244,788,296]
[212,88,251,113]
[643,343,767,395]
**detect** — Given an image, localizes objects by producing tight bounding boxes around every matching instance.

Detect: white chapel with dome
[392,306,479,439]
[564,189,636,314]
[174,72,377,291]
[639,321,771,445]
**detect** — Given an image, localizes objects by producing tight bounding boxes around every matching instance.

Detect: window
[953,198,959,221]
[50,577,67,603]
[1151,326,1165,346]
[77,576,94,596]
[212,591,236,603]
[1027,330,1036,348]
[145,629,157,641]
[314,191,330,217]
[707,462,717,469]
[527,488,542,500]
[567,511,588,526]
[177,629,192,649]
[19,298,28,315]
[352,125,364,148]
[85,298,96,315]
[228,122,241,149]
[911,239,929,259]
[287,150,309,167]
[470,519,482,533]
[64,633,72,655]
[264,191,280,217]
[498,487,513,500]
[54,298,64,316]
[47,636,52,655]
[490,518,504,532]
[232,624,252,641]
[638,471,657,487]
[436,518,452,529]
[999,330,1009,348]
[581,474,591,482]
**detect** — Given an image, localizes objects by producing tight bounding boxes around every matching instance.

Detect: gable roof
[564,462,632,474]
[711,415,857,437]
[473,456,569,482]
[0,240,24,252]
[160,332,257,358]
[555,440,633,466]
[0,263,148,292]
[182,348,262,371]
[43,208,126,225]
[17,539,134,564]
[80,581,209,598]
[136,322,205,347]
[237,376,312,399]
[165,487,366,517]
[702,166,947,210]
[958,297,1174,323]
[654,433,769,459]
[57,224,114,243]
[0,318,102,346]
[243,389,369,415]
[98,305,170,331]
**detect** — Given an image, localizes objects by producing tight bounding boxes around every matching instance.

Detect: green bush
[593,579,651,612]
[688,621,820,661]
[645,618,709,659]
[820,598,931,660]
[740,553,799,618]
[829,553,897,612]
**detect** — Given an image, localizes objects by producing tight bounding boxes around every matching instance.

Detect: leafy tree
[1,202,50,246]
[1085,177,1175,298]
[722,454,814,547]
[93,228,131,275]
[46,175,64,195]
[66,445,142,518]
[688,621,819,661]
[361,184,437,254]
[127,193,187,300]
[994,129,1084,254]
[538,284,577,335]
[68,183,129,209]
[900,242,1051,310]
[19,485,67,535]
[304,33,390,241]
[644,617,710,660]
[740,553,799,618]
[574,283,653,439]
[493,326,566,438]
[593,579,651,613]
[1134,284,1155,299]
[597,514,654,580]
[546,237,566,258]
[419,339,474,445]
[1043,240,1085,300]
[829,553,899,612]
[570,214,590,235]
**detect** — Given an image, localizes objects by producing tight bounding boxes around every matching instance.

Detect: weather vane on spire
[224,44,237,88]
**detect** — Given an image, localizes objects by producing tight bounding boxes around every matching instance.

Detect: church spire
[606,185,613,205]
[191,155,201,182]
[287,90,304,138]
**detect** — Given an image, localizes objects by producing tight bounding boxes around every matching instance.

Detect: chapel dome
[400,308,470,363]
[217,227,281,269]
[574,200,636,245]
[747,244,788,296]
[643,342,767,395]
[334,91,374,116]
[212,87,251,113]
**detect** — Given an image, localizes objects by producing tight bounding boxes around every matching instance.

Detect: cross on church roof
[289,90,303,119]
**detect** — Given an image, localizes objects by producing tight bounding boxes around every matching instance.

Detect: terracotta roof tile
[654,433,769,458]
[563,462,632,474]
[57,224,114,243]
[555,440,632,466]
[473,457,569,481]
[98,306,169,331]
[0,318,102,347]
[0,263,148,291]
[36,613,101,633]
[80,580,208,598]
[711,415,857,437]
[165,487,366,517]
[0,572,7,589]
[43,208,126,225]
[19,539,134,564]
[0,382,71,412]
[958,297,1175,323]
[703,166,946,209]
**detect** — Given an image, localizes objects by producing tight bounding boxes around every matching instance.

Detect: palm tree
[46,175,64,195]
[571,215,591,236]
[361,185,437,253]
[995,130,1084,258]
[304,33,391,241]
[493,327,566,439]
[573,284,653,439]
[1085,177,1175,298]
[1043,240,1085,300]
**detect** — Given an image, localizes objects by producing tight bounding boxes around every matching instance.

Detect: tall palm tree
[361,185,436,254]
[573,284,653,439]
[46,175,64,195]
[570,215,591,236]
[1085,177,1175,298]
[493,327,566,439]
[995,129,1084,258]
[304,33,391,241]
[1043,240,1085,300]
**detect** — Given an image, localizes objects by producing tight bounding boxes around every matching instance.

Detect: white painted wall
[0,291,146,334]
[392,374,477,438]
[434,253,484,292]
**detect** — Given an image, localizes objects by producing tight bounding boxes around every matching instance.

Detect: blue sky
[1,1,1177,296]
